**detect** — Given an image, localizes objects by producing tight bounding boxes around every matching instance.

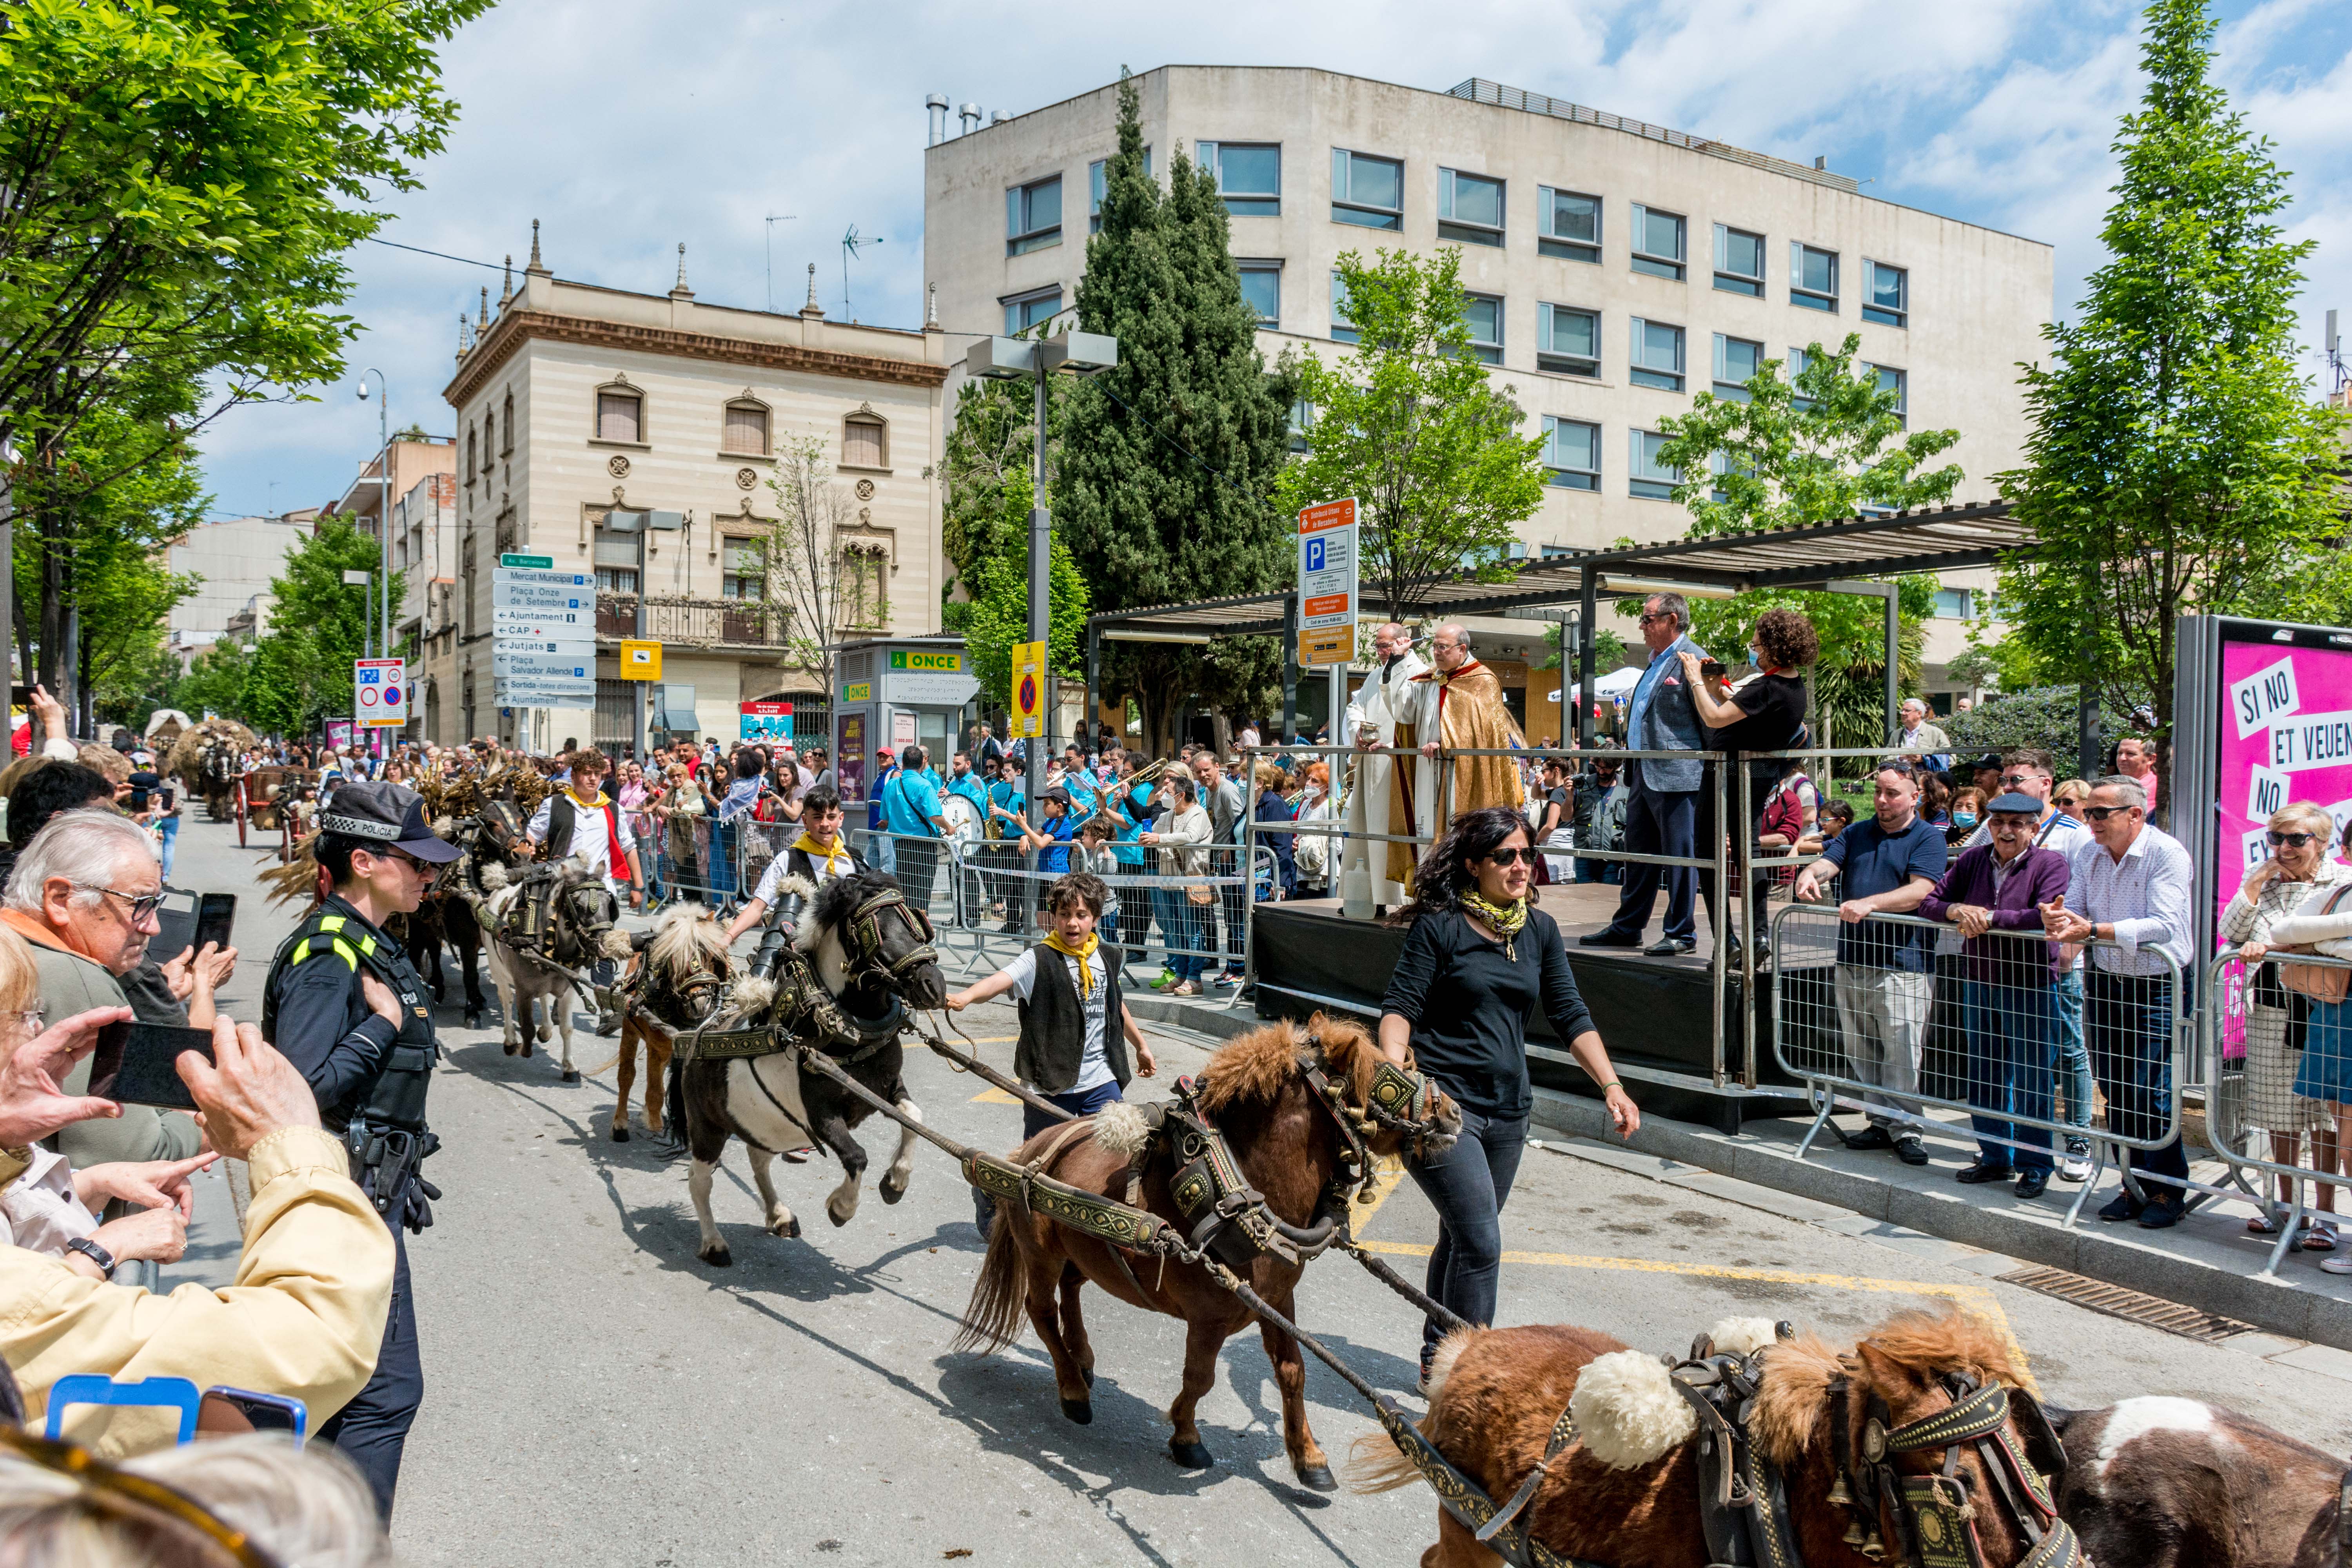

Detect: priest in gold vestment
[1389,624,1525,887]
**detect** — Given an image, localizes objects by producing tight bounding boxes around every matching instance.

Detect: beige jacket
[0,1125,394,1456]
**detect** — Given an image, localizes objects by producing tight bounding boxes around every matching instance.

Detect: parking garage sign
[1297,497,1358,666]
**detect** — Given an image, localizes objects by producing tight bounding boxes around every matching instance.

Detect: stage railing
[2201,948,2352,1278]
[1771,903,2192,1229]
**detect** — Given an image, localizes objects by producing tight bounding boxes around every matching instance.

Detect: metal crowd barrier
[2203,949,2352,1277]
[1771,904,2190,1229]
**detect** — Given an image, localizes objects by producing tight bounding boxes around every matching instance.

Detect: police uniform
[261,781,459,1520]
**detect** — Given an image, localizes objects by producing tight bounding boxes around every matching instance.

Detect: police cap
[318,780,461,862]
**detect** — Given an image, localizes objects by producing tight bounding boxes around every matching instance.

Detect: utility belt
[341,1120,443,1234]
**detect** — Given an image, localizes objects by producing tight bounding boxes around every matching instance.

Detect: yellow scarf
[793,831,852,877]
[1043,929,1100,996]
[568,786,608,809]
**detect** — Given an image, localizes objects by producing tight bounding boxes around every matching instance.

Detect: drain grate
[1997,1265,2256,1344]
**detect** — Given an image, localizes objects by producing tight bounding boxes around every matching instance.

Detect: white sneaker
[2058,1152,2092,1182]
[2321,1254,2352,1276]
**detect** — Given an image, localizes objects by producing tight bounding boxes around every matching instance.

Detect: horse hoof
[560,1068,580,1084]
[699,1243,733,1267]
[1169,1438,1212,1469]
[880,1176,907,1205]
[826,1201,853,1229]
[1082,1367,1095,1388]
[1061,1398,1094,1425]
[611,1125,630,1143]
[1296,1463,1338,1493]
[769,1215,800,1239]
[502,1040,517,1056]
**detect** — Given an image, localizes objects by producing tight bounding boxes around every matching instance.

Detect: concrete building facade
[924,67,2053,694]
[437,233,950,753]
[163,509,319,660]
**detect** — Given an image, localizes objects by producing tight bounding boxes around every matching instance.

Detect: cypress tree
[1052,72,1299,751]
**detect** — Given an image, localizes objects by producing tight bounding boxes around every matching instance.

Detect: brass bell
[1843,1521,1868,1550]
[1863,1528,1887,1561]
[1828,1475,1855,1506]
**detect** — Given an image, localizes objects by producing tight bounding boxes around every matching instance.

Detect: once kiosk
[833,636,980,801]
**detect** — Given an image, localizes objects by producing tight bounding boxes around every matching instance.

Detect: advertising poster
[836,712,866,800]
[739,701,793,742]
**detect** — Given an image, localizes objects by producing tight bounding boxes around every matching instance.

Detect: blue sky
[194,0,2352,520]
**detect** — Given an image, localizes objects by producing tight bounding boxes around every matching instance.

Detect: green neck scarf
[1461,892,1529,960]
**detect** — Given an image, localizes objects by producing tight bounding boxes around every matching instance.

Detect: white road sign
[1297,497,1359,632]
[492,564,597,707]
[490,608,595,645]
[354,658,407,728]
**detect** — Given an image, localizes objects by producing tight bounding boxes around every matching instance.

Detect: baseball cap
[317,780,461,862]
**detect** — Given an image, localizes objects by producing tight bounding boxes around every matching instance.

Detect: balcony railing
[595,592,793,650]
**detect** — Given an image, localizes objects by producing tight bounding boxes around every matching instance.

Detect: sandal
[1172,981,1198,996]
[2302,1219,2339,1252]
[2248,1208,2290,1235]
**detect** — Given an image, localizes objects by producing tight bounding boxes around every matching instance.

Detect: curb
[1126,995,1258,1039]
[1528,1088,2352,1354]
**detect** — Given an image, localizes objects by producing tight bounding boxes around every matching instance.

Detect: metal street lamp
[356,370,389,755]
[962,331,1117,806]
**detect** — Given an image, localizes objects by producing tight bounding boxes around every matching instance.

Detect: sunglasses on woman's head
[1480,847,1536,866]
[2268,831,2318,848]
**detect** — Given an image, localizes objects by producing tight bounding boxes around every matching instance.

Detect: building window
[1710,450,1755,503]
[1542,417,1600,490]
[1713,225,1765,297]
[1006,175,1062,255]
[1872,364,1907,428]
[1713,334,1764,401]
[1788,346,1817,410]
[1864,260,1907,327]
[1538,188,1600,263]
[1629,428,1678,500]
[1629,318,1685,392]
[1630,205,1686,281]
[1002,286,1062,335]
[592,521,640,593]
[1539,544,1575,559]
[1331,148,1402,230]
[842,413,887,468]
[1196,142,1280,216]
[722,536,765,600]
[1791,243,1839,312]
[1537,304,1599,377]
[1461,292,1502,364]
[595,387,642,443]
[722,400,769,456]
[464,425,475,484]
[1330,271,1357,344]
[840,544,889,628]
[1087,148,1152,234]
[1288,398,1314,454]
[1438,169,1504,247]
[1933,586,1972,619]
[1236,261,1281,326]
[501,390,514,454]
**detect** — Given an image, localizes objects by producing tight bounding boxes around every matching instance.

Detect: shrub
[1944,685,2134,773]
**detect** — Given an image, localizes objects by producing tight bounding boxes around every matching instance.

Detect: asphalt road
[160,813,2352,1567]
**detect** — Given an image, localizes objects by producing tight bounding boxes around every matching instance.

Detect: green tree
[1993,0,2348,764]
[242,517,402,735]
[1277,247,1546,621]
[172,637,254,721]
[962,468,1089,707]
[1051,71,1300,753]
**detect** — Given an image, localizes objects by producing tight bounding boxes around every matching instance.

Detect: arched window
[501,388,515,454]
[596,381,643,443]
[722,397,769,456]
[481,406,494,465]
[841,409,886,468]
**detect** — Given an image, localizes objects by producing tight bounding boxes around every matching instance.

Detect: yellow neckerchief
[793,831,851,877]
[1043,929,1100,996]
[568,784,609,809]
[1460,891,1529,960]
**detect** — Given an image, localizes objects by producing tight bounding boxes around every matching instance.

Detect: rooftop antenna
[763,214,799,313]
[2328,308,2345,396]
[840,224,882,319]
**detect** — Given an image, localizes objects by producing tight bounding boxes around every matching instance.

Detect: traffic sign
[354,658,407,728]
[492,648,593,680]
[490,610,594,645]
[619,640,662,680]
[499,553,555,569]
[1297,497,1359,664]
[1009,640,1047,739]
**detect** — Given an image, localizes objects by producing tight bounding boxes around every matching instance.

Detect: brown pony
[956,1013,1459,1492]
[1356,1308,2067,1568]
[609,904,734,1143]
[2056,1398,2347,1568]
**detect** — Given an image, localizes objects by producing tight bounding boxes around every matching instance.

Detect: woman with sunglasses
[1378,805,1640,1391]
[2231,802,2352,1259]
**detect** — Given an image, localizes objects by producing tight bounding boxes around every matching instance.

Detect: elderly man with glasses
[0,810,202,1171]
[1583,594,1714,956]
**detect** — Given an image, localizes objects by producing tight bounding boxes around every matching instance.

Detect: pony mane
[646,903,729,981]
[810,868,896,932]
[1749,1307,2027,1468]
[1196,1011,1376,1115]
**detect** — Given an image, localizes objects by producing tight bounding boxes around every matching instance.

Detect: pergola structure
[1083,499,2038,748]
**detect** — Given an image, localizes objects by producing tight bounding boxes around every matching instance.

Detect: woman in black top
[1679,606,1817,959]
[1378,806,1640,1387]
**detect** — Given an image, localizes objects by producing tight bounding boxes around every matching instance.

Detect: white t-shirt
[1001,946,1115,1093]
[526,788,639,882]
[752,837,855,906]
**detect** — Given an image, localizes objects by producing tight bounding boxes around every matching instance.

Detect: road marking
[972,1087,1022,1105]
[1356,1239,2034,1387]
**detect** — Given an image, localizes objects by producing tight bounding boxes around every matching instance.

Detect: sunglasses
[1481,847,1537,866]
[2268,831,2319,848]
[1998,773,2042,787]
[2080,804,2138,821]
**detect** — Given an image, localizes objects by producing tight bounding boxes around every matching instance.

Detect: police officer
[261,780,459,1519]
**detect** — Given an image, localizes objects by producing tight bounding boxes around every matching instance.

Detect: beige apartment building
[924,67,2053,699]
[163,508,319,662]
[437,233,950,752]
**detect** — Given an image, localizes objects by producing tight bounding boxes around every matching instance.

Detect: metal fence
[2202,949,2352,1276]
[1771,904,2190,1227]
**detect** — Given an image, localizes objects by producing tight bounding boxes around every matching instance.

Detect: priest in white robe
[1341,622,1428,907]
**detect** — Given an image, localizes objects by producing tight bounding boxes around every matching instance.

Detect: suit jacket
[1625,634,1708,795]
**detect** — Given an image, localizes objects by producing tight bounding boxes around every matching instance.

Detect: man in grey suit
[1584,593,1710,956]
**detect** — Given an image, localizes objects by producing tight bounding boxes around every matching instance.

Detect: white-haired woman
[2226,800,2351,1252]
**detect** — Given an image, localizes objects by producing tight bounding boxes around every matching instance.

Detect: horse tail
[1343,1425,1425,1494]
[951,1203,1026,1355]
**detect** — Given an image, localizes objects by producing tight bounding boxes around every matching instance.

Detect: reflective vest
[262,902,438,1135]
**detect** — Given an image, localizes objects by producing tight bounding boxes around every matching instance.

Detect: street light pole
[358,369,389,757]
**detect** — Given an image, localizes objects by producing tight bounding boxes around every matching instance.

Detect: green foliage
[1944,685,2137,771]
[1277,246,1546,620]
[1993,0,2348,749]
[1051,72,1300,749]
[172,638,252,720]
[238,517,403,735]
[0,0,493,454]
[939,374,1049,598]
[1941,646,2003,692]
[963,468,1089,706]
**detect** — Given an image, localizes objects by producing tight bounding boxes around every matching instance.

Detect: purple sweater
[1918,842,2072,983]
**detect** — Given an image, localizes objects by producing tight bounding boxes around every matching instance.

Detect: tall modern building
[924,66,2054,698]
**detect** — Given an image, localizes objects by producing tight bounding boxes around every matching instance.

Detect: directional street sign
[493,563,597,708]
[492,648,594,680]
[354,658,407,728]
[499,553,555,569]
[1296,497,1359,666]
[490,610,595,644]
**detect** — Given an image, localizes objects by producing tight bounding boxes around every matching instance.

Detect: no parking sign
[355,659,407,728]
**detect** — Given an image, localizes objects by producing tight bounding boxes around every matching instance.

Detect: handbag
[2278,882,2352,1004]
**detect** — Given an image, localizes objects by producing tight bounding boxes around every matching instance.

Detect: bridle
[1297,1038,1453,1170]
[548,881,619,967]
[835,885,939,989]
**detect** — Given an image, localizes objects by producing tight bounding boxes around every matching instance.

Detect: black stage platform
[1250,889,1815,1132]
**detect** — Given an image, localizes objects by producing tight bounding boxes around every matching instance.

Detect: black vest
[547,791,624,873]
[261,897,437,1133]
[1014,941,1129,1096]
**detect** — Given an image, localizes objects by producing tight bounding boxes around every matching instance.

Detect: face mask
[1953,811,1978,828]
[1748,648,1762,667]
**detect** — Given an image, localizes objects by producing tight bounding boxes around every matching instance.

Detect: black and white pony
[482,856,634,1082]
[674,868,947,1265]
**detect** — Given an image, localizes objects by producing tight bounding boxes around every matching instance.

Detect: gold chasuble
[1386,659,1526,888]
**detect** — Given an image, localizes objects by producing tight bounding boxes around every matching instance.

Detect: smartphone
[199,1387,307,1446]
[87,1021,216,1112]
[1700,660,1728,680]
[193,893,236,955]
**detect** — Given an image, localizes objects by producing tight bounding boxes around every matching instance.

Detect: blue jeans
[1154,887,1211,981]
[158,815,180,882]
[1405,1103,1528,1357]
[2086,970,2191,1203]
[973,1079,1127,1231]
[708,821,739,898]
[2052,969,2092,1146]
[1572,853,1621,886]
[1961,978,2056,1171]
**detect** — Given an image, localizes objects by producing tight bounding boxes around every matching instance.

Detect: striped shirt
[2065,823,2193,978]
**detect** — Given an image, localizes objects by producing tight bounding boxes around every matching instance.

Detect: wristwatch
[65,1236,118,1280]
